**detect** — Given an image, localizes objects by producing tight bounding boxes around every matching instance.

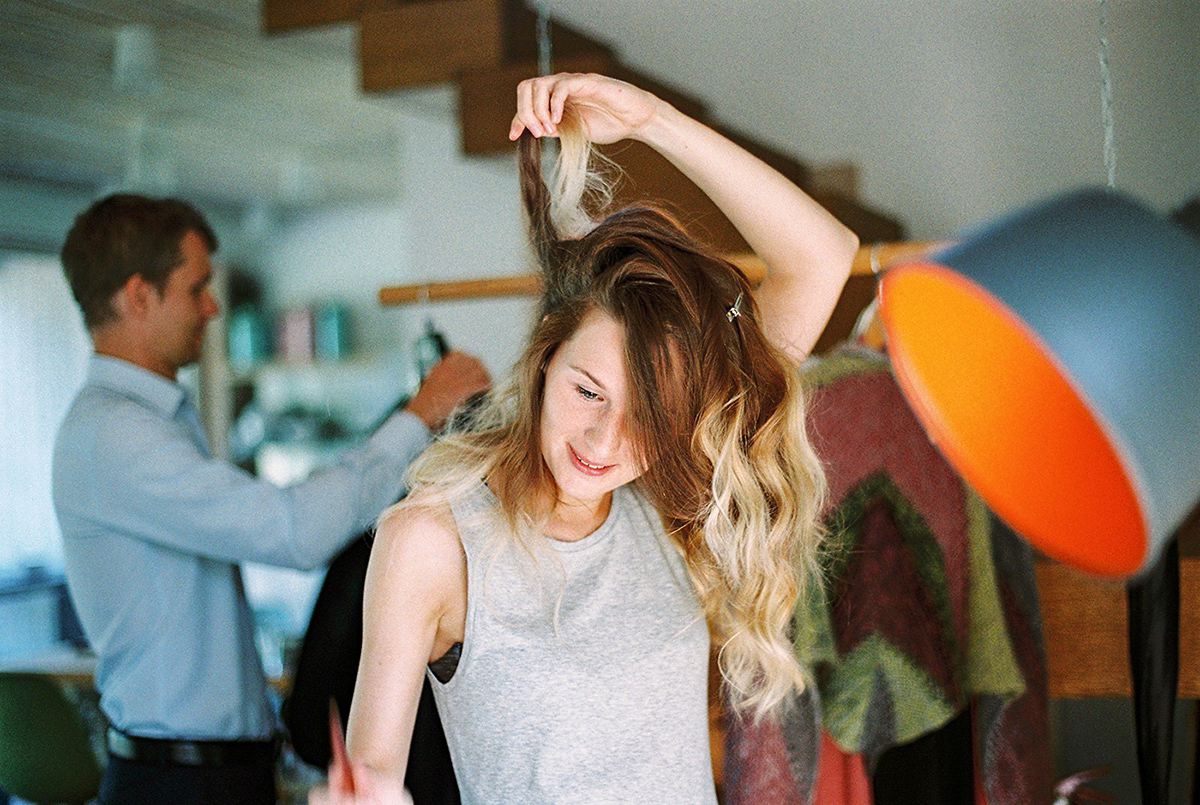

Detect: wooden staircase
[262,0,903,351]
[263,0,901,246]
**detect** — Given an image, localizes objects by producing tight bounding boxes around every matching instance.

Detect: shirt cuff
[367,408,432,464]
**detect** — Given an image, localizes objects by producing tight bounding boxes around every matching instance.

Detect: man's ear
[114,273,155,319]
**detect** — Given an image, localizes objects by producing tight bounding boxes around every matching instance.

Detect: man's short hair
[60,194,218,330]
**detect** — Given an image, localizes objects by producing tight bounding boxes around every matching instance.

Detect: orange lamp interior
[878,262,1146,578]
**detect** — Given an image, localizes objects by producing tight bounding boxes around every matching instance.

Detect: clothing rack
[377,241,949,306]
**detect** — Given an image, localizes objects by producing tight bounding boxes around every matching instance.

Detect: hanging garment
[725,344,1052,805]
[282,533,460,805]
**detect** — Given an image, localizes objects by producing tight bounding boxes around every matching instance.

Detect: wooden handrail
[379,240,950,306]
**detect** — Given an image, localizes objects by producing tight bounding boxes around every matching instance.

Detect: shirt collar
[88,354,187,417]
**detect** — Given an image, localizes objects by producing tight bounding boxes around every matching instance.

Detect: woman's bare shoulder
[371,487,465,597]
[378,486,457,535]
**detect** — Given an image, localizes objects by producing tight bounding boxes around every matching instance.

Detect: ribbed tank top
[429,481,717,805]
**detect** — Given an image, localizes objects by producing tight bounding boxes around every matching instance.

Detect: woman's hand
[307,761,412,805]
[508,72,660,145]
[309,706,413,805]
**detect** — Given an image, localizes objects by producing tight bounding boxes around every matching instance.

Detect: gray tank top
[429,481,717,805]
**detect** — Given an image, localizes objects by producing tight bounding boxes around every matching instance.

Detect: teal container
[228,305,270,373]
[314,304,351,361]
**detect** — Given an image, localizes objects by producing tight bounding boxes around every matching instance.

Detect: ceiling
[0,0,456,210]
[6,0,1195,240]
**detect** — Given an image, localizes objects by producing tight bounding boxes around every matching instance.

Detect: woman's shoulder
[374,487,466,581]
[362,486,469,671]
[622,482,663,527]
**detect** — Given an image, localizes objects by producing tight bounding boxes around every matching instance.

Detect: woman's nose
[586,409,623,456]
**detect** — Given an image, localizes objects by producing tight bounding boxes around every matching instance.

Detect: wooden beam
[358,0,615,92]
[378,241,946,306]
[359,0,504,91]
[459,55,622,155]
[378,241,942,356]
[458,63,901,247]
[603,138,751,253]
[262,0,360,32]
[379,272,543,305]
[497,0,612,65]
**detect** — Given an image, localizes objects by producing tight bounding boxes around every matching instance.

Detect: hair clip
[726,292,744,323]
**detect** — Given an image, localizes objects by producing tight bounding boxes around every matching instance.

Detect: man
[52,194,489,805]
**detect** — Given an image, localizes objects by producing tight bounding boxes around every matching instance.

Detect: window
[0,252,90,572]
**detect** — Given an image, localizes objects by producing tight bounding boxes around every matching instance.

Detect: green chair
[0,672,102,804]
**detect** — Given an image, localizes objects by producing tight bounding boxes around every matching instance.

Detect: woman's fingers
[510,73,585,140]
[511,75,553,139]
[548,79,568,128]
[530,76,556,135]
[510,73,655,144]
[509,77,535,139]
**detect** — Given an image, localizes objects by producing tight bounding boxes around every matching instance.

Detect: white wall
[550,0,1200,239]
[255,105,538,382]
[253,3,1200,372]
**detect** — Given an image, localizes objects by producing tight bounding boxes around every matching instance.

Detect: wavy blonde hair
[396,119,827,718]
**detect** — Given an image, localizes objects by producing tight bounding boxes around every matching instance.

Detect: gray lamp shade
[878,187,1200,578]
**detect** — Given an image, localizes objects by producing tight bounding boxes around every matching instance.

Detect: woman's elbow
[835,227,860,279]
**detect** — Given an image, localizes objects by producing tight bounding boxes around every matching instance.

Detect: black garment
[283,536,371,767]
[282,533,459,805]
[97,754,274,805]
[871,709,974,805]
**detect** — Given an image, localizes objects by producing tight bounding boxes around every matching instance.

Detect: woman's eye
[576,385,600,401]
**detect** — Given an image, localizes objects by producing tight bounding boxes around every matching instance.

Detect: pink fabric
[725,715,807,804]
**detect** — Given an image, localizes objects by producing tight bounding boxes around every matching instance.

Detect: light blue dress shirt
[53,355,430,740]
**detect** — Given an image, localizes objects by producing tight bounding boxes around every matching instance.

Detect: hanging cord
[1097,0,1116,189]
[535,0,553,76]
[533,0,557,183]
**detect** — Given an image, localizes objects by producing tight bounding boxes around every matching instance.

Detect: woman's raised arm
[509,72,859,362]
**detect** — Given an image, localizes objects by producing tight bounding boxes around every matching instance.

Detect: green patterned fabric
[795,347,1024,760]
[726,346,1052,805]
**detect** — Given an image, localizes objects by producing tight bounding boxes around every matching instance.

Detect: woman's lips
[570,445,612,476]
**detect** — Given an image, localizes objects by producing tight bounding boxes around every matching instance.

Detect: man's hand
[404,351,490,432]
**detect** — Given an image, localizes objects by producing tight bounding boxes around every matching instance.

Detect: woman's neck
[546,492,613,542]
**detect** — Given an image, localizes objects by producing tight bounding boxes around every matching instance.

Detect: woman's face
[539,309,646,517]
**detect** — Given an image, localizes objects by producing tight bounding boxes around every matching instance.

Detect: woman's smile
[569,445,614,475]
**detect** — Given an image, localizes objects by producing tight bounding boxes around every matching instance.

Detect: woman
[315,72,858,804]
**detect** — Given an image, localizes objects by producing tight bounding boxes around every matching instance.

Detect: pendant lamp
[878,186,1200,579]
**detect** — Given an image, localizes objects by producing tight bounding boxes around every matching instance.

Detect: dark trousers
[98,754,275,805]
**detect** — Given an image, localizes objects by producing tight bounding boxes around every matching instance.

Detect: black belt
[106,728,277,768]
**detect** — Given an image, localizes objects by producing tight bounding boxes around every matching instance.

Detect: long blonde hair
[394,119,827,718]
